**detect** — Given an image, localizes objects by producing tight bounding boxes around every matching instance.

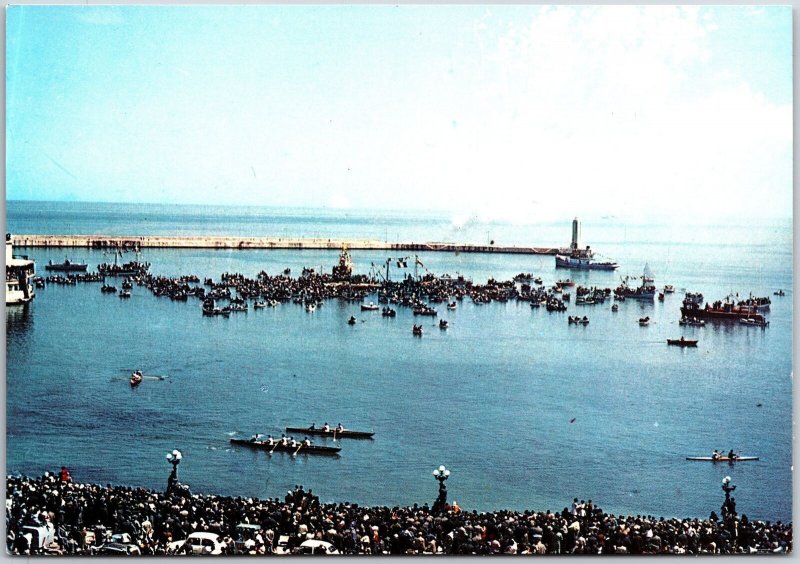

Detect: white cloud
[414,6,791,222]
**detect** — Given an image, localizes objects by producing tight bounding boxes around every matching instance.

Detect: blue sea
[5,201,793,523]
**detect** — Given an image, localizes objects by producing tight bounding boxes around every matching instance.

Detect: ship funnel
[571,217,581,251]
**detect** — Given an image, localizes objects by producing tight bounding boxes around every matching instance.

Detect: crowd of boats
[26,244,783,347]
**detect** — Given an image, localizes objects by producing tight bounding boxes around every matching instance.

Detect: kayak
[686,456,758,462]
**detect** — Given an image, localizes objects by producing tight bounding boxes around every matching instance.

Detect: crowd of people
[6,472,792,556]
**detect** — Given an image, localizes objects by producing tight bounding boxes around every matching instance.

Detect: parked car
[167,532,225,555]
[233,523,261,554]
[95,542,142,555]
[296,539,339,555]
[19,523,55,552]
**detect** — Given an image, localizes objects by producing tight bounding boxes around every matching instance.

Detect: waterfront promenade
[11,234,563,255]
[6,473,791,556]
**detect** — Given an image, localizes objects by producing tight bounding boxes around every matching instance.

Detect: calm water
[5,202,793,522]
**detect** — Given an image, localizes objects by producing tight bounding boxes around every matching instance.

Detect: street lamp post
[432,465,450,513]
[165,449,182,495]
[721,476,737,520]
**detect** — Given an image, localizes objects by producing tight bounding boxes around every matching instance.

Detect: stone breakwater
[11,234,563,255]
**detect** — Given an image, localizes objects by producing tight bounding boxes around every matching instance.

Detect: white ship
[554,218,619,271]
[6,234,36,305]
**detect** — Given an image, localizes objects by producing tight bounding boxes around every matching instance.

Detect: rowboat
[229,438,341,455]
[667,338,697,347]
[285,427,374,439]
[686,456,758,462]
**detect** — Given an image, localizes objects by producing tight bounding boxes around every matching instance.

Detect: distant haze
[7,5,792,223]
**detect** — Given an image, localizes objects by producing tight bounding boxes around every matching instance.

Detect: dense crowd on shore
[6,473,791,555]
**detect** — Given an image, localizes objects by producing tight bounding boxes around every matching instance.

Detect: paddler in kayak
[711,450,721,461]
[727,449,738,461]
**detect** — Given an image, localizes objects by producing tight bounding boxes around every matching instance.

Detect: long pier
[11,234,563,255]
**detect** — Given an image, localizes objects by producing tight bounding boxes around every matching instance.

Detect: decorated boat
[615,273,656,301]
[681,298,765,323]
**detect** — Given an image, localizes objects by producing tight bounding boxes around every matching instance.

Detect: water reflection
[6,303,33,335]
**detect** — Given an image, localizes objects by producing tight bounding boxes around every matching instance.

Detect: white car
[297,539,339,555]
[168,532,226,555]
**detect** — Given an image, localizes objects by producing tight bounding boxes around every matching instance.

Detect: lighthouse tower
[570,217,581,252]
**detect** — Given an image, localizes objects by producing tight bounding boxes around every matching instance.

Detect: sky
[6,5,793,223]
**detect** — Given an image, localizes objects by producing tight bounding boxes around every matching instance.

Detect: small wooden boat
[686,456,758,462]
[638,316,650,326]
[101,284,117,294]
[119,290,131,299]
[381,307,396,317]
[412,324,423,336]
[130,371,143,387]
[439,319,448,329]
[664,285,675,294]
[611,304,619,312]
[447,302,457,310]
[740,317,769,327]
[347,316,357,325]
[774,289,785,296]
[285,427,374,439]
[253,301,267,309]
[230,438,341,455]
[361,302,379,311]
[667,338,697,347]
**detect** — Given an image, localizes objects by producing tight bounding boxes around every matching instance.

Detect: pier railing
[11,235,563,255]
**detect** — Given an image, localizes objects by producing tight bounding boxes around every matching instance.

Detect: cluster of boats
[97,260,151,278]
[513,273,543,285]
[568,316,590,325]
[230,424,374,457]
